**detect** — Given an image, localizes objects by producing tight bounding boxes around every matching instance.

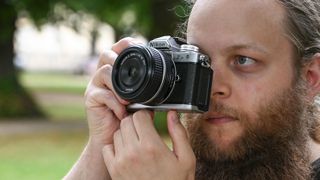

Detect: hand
[85,37,143,146]
[64,37,144,180]
[102,110,196,180]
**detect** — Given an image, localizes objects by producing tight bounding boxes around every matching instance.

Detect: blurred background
[0,0,189,179]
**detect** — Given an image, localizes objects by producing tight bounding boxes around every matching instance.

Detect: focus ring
[136,47,164,103]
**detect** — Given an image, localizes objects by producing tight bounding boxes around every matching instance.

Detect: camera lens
[112,45,176,105]
[119,56,146,89]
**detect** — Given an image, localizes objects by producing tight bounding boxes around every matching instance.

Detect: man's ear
[304,53,320,99]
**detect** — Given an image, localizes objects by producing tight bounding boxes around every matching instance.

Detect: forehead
[187,0,290,55]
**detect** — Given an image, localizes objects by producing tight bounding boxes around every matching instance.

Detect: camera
[111,36,213,113]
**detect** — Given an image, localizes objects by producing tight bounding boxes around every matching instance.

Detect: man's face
[186,0,301,158]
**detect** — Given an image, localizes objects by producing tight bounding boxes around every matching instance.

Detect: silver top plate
[127,103,204,113]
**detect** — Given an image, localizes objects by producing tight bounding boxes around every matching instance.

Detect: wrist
[87,137,106,153]
[63,139,110,180]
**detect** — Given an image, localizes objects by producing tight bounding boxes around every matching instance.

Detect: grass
[42,104,86,121]
[19,72,88,121]
[0,132,88,180]
[0,72,90,179]
[19,72,88,95]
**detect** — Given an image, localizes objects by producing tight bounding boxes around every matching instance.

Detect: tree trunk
[0,1,43,119]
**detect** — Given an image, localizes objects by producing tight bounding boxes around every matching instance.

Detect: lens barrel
[112,45,176,105]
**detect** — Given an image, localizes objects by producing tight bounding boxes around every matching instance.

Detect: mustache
[202,101,246,120]
[181,101,248,123]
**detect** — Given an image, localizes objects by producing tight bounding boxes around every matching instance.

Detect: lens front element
[119,55,146,91]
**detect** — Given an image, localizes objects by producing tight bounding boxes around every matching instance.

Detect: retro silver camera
[111,36,213,112]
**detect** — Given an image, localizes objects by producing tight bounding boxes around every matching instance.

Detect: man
[64,0,320,179]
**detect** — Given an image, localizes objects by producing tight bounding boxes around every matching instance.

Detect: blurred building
[14,17,115,74]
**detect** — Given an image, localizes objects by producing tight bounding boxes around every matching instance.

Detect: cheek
[232,80,276,125]
[233,82,264,115]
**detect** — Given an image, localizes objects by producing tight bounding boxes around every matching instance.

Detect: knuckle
[101,64,113,71]
[89,66,111,87]
[112,37,135,50]
[84,88,98,107]
[119,37,135,44]
[143,143,157,157]
[125,149,139,164]
[100,50,115,62]
[104,90,115,99]
[97,64,112,77]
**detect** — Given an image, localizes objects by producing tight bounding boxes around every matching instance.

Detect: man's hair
[181,0,320,63]
[279,0,320,63]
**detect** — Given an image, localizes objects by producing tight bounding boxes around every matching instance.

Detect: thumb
[167,111,194,161]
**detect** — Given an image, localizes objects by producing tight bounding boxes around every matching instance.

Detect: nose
[211,66,231,100]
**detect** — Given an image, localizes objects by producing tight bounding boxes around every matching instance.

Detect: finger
[111,37,144,54]
[98,50,118,69]
[91,64,129,105]
[102,144,115,174]
[92,64,113,89]
[98,38,144,69]
[167,111,194,161]
[113,129,124,156]
[120,115,139,145]
[132,110,161,142]
[85,88,128,120]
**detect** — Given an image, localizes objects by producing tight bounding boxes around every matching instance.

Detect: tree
[0,0,183,119]
[0,0,44,118]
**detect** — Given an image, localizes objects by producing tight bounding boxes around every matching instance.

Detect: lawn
[0,72,168,180]
[20,72,89,95]
[0,132,87,180]
[20,72,88,121]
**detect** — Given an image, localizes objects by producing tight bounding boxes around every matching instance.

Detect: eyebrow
[222,43,269,55]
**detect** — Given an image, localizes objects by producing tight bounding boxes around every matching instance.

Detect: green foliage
[6,0,181,39]
[7,0,151,36]
[0,1,16,42]
[154,112,168,135]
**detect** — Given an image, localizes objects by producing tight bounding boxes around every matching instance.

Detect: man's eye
[235,56,256,66]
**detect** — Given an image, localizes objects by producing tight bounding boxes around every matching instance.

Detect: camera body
[112,36,213,112]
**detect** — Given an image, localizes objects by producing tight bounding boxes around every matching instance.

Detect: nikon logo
[150,41,170,49]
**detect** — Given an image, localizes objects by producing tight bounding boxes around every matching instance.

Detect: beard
[181,80,315,180]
